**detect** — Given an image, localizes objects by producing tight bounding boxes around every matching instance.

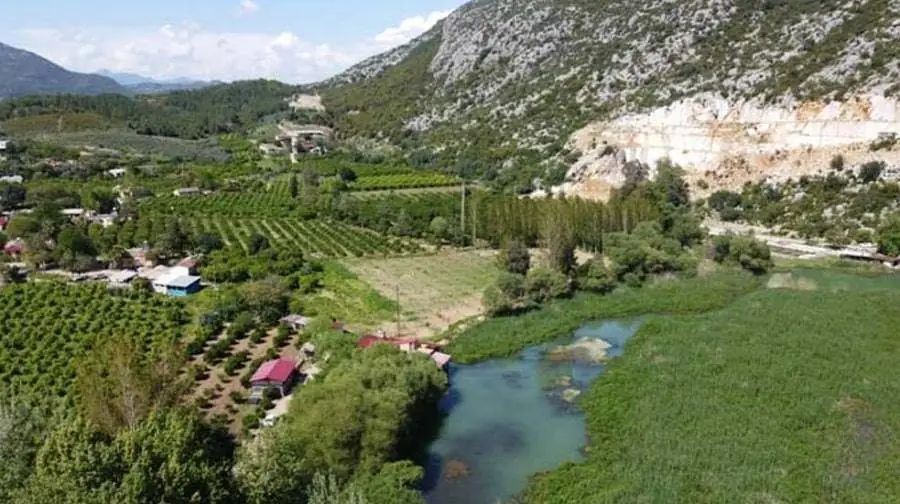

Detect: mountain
[0,42,129,98]
[97,69,222,94]
[318,0,900,191]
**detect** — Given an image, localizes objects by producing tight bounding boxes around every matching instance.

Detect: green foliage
[605,221,697,284]
[709,234,774,275]
[876,215,900,256]
[523,282,900,503]
[451,272,761,363]
[236,344,446,504]
[0,283,188,402]
[859,160,885,183]
[497,239,531,275]
[577,259,617,294]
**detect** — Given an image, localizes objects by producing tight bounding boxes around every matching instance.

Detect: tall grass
[522,284,900,503]
[446,273,762,363]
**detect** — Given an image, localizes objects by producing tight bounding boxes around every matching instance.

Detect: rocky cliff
[321,0,900,191]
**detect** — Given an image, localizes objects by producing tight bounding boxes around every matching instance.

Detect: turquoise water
[422,319,644,504]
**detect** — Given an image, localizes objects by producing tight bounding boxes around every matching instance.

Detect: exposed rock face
[557,93,900,198]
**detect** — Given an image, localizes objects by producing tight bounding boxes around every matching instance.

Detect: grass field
[521,269,900,503]
[343,250,499,338]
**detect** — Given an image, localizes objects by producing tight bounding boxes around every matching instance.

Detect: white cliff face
[560,93,900,198]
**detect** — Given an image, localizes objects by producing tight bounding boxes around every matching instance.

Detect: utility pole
[472,196,478,245]
[395,285,401,337]
[460,179,466,236]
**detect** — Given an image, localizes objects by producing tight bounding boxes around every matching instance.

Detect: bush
[242,412,260,430]
[524,267,570,303]
[578,259,617,294]
[497,240,531,275]
[876,215,900,256]
[859,161,885,183]
[709,234,773,274]
[229,390,246,404]
[830,154,845,171]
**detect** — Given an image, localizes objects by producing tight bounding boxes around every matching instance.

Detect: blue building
[154,275,201,297]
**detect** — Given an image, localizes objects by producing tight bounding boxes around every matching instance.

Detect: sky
[1,0,466,84]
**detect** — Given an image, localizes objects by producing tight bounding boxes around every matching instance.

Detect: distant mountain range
[0,42,128,98]
[0,42,222,99]
[96,70,222,94]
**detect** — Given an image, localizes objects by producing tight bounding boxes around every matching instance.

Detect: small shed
[175,257,199,275]
[280,314,309,331]
[250,358,298,401]
[154,274,201,296]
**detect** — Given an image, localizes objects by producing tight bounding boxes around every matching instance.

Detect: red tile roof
[177,257,198,268]
[250,358,296,384]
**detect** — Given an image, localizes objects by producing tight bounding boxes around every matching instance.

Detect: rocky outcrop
[555,93,900,199]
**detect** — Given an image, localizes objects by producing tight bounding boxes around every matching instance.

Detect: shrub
[859,161,885,183]
[229,390,246,404]
[579,259,617,294]
[709,234,773,274]
[497,240,531,275]
[242,413,260,430]
[524,267,570,303]
[830,154,845,171]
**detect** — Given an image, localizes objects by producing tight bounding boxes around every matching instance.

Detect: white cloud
[374,10,450,46]
[10,9,453,84]
[237,0,260,15]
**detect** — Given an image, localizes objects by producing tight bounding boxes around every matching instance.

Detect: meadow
[523,271,900,503]
[344,250,499,338]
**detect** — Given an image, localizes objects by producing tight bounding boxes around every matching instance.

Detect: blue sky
[2,0,465,83]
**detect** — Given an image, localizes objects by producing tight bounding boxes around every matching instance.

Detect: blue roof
[165,275,201,288]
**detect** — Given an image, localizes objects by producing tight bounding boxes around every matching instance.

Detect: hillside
[97,69,222,94]
[0,42,129,98]
[319,0,900,189]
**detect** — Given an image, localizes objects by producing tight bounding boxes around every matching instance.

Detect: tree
[524,267,569,303]
[242,277,289,324]
[82,189,117,214]
[156,221,189,258]
[4,214,40,239]
[709,234,773,274]
[498,239,530,275]
[876,215,900,256]
[195,232,224,255]
[859,161,885,183]
[76,337,185,435]
[578,259,617,294]
[830,154,845,171]
[55,227,97,270]
[338,168,358,183]
[428,217,449,244]
[248,234,270,255]
[653,159,689,208]
[0,183,26,211]
[288,175,299,199]
[0,402,47,503]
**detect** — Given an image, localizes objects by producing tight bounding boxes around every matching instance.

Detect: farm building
[250,357,298,401]
[357,335,452,370]
[172,187,201,197]
[152,274,201,296]
[175,257,199,275]
[280,314,310,331]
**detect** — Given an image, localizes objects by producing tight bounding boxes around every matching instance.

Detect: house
[175,257,198,275]
[249,358,298,401]
[106,168,127,178]
[280,314,309,331]
[0,175,23,184]
[172,187,201,197]
[357,335,452,370]
[3,239,24,257]
[152,274,201,296]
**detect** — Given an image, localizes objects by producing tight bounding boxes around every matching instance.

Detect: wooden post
[460,179,466,236]
[395,285,401,337]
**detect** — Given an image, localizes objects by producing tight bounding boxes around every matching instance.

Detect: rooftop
[251,358,297,384]
[161,275,201,289]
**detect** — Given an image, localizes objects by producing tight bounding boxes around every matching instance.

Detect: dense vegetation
[0,282,187,401]
[523,273,900,503]
[0,80,299,139]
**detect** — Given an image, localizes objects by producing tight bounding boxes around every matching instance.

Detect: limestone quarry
[553,93,900,200]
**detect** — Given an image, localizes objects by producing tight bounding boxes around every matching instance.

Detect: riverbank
[446,272,761,364]
[521,270,900,503]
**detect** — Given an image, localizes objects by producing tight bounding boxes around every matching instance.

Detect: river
[421,318,644,504]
